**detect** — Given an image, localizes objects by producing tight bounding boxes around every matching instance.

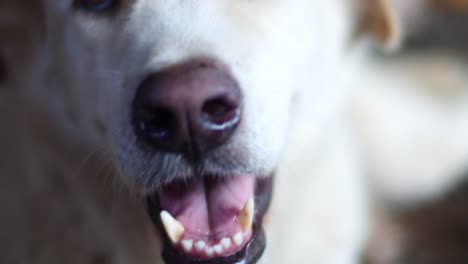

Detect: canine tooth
[220,237,231,249]
[205,246,214,257]
[238,197,255,232]
[160,210,185,244]
[233,232,243,246]
[213,244,223,254]
[195,240,206,251]
[181,239,193,252]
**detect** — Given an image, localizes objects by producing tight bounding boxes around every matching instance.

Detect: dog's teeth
[233,232,243,246]
[213,244,223,254]
[238,197,255,232]
[205,246,214,257]
[160,211,185,244]
[195,240,206,251]
[181,239,193,252]
[220,237,231,249]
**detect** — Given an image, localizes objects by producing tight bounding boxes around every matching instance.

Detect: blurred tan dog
[356,0,468,214]
[0,1,399,264]
[354,1,468,262]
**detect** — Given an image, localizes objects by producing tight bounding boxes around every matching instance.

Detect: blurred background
[360,0,468,263]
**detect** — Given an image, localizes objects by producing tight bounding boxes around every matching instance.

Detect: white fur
[354,52,468,206]
[0,0,370,263]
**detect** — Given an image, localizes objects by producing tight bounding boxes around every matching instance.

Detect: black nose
[132,60,242,161]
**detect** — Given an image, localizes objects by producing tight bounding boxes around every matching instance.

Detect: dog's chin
[145,174,274,264]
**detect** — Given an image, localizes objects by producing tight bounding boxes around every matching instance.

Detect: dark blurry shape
[76,0,119,13]
[0,1,44,83]
[400,0,468,50]
[0,56,6,84]
[364,177,468,264]
[90,252,111,264]
[0,1,43,36]
[429,0,468,12]
[392,177,468,264]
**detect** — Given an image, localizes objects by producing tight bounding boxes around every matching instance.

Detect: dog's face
[1,0,398,263]
[40,0,320,184]
[8,1,326,262]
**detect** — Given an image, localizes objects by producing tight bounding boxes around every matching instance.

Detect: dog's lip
[145,176,274,264]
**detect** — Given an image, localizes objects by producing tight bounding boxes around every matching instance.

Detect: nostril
[201,95,241,130]
[133,106,177,145]
[132,59,243,156]
[198,62,210,69]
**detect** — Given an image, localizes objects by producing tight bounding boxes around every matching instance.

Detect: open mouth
[145,174,273,264]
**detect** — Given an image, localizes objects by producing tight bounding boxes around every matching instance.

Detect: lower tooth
[233,232,243,246]
[205,247,214,257]
[181,239,193,252]
[195,240,206,251]
[213,244,223,254]
[221,237,231,249]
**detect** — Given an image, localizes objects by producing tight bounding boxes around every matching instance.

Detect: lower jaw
[160,228,266,264]
[145,176,274,264]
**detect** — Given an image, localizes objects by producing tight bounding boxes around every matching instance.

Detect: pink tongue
[159,176,255,239]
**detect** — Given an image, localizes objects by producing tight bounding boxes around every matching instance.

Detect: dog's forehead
[129,0,286,20]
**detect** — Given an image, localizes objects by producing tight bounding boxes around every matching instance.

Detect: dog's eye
[78,0,117,12]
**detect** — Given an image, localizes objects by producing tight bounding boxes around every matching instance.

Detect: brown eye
[78,0,117,12]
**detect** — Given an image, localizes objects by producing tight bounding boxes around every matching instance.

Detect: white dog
[0,0,398,263]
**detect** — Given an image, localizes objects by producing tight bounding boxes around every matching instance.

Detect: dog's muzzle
[130,59,273,264]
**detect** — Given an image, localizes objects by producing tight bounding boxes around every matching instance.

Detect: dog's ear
[353,0,402,50]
